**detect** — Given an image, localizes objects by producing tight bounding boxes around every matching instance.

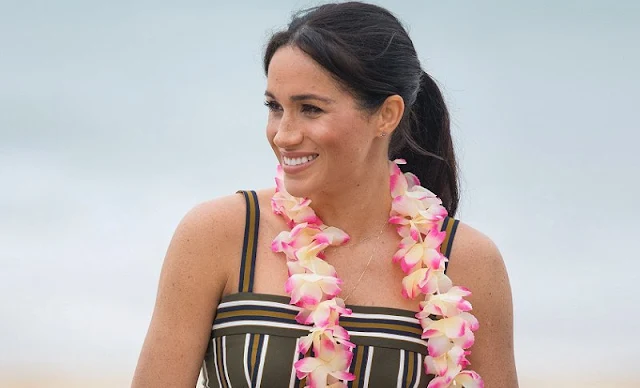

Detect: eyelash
[264,101,324,115]
[264,100,282,112]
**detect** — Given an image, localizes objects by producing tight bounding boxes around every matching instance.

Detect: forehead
[266,46,343,97]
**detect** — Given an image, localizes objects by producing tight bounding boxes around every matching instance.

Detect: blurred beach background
[1,0,639,387]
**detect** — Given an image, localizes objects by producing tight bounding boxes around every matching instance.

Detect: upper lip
[280,151,319,158]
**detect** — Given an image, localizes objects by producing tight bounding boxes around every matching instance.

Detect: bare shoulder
[166,193,248,287]
[173,193,247,251]
[446,221,509,288]
[445,220,512,326]
[446,221,518,387]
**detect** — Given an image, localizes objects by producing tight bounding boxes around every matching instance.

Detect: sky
[1,0,639,384]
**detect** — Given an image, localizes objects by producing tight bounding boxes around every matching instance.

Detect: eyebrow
[264,91,335,104]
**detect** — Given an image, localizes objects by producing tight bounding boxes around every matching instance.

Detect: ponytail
[389,71,460,216]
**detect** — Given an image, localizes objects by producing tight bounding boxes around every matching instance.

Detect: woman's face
[265,46,381,198]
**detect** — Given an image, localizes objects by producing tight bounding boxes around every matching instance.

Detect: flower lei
[271,159,483,388]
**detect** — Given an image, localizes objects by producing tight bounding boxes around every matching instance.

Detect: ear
[375,95,405,137]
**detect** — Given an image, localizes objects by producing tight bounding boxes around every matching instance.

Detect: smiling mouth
[282,154,319,167]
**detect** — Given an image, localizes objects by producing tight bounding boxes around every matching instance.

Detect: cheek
[322,114,370,153]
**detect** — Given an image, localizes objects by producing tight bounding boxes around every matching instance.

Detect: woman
[133,2,517,387]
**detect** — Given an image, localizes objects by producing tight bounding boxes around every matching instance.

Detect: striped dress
[201,190,460,388]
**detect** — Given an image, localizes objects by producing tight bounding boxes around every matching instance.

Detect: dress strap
[236,190,260,293]
[440,216,460,273]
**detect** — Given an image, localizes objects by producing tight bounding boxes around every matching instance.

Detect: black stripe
[346,346,358,388]
[444,218,459,273]
[341,316,420,330]
[237,190,251,293]
[247,190,260,292]
[440,216,450,233]
[217,304,297,316]
[251,334,264,384]
[358,346,370,384]
[218,304,420,330]
[401,350,409,387]
[408,352,418,387]
[344,326,421,338]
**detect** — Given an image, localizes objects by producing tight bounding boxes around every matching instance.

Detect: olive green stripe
[405,351,415,388]
[249,334,259,381]
[440,216,452,255]
[342,321,421,336]
[350,346,365,388]
[261,335,298,386]
[216,309,296,321]
[368,346,400,386]
[222,334,246,386]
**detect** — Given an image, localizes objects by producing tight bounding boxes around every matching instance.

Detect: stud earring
[379,132,387,138]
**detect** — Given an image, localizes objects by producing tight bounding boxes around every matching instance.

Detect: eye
[264,100,283,113]
[301,104,323,115]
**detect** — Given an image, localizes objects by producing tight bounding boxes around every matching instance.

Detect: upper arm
[132,194,245,388]
[446,222,518,388]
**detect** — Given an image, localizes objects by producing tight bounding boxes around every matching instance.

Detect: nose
[272,114,303,149]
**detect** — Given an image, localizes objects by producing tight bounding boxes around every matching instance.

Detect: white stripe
[255,335,269,388]
[347,331,428,346]
[413,353,421,388]
[363,347,374,387]
[211,339,223,388]
[213,321,426,346]
[348,312,419,324]
[397,350,405,388]
[222,336,232,388]
[243,334,251,387]
[213,319,311,332]
[288,338,301,388]
[219,300,419,323]
[218,299,301,312]
[201,360,211,388]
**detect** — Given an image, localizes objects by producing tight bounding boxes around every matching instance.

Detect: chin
[282,175,320,199]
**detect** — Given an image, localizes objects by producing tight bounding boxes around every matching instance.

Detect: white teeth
[283,154,317,166]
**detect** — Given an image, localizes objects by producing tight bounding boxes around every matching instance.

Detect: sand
[1,374,638,387]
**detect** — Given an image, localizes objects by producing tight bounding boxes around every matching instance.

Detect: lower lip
[281,156,318,174]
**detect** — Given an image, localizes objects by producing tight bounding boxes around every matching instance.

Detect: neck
[307,159,392,242]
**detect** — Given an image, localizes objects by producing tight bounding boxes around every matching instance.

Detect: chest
[245,218,422,313]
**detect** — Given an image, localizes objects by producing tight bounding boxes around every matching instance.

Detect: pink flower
[272,222,322,258]
[393,239,425,273]
[419,313,479,350]
[292,243,336,277]
[452,370,484,388]
[285,273,343,308]
[402,268,453,299]
[419,287,473,318]
[425,346,483,388]
[295,335,355,387]
[296,298,352,328]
